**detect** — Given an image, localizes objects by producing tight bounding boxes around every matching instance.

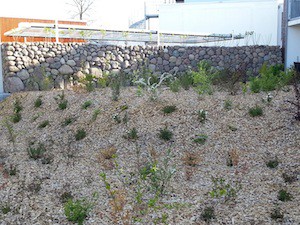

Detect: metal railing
[289,0,300,20]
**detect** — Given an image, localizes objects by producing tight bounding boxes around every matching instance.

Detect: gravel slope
[0,87,299,225]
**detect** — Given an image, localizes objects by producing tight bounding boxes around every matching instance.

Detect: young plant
[2,119,16,144]
[179,72,194,90]
[249,105,263,117]
[209,177,241,202]
[198,109,207,123]
[82,100,92,109]
[169,78,181,92]
[64,198,93,225]
[91,109,101,122]
[278,189,293,202]
[54,91,68,110]
[266,158,279,169]
[11,112,21,123]
[110,74,122,101]
[1,204,11,214]
[270,207,284,221]
[113,114,121,124]
[34,96,43,108]
[123,128,138,140]
[75,129,86,141]
[27,142,46,160]
[13,98,23,113]
[38,120,49,129]
[62,117,76,127]
[134,72,173,101]
[193,134,208,144]
[282,172,298,184]
[162,105,177,114]
[158,127,173,141]
[201,206,215,222]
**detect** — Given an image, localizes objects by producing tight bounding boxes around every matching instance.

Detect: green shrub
[193,134,208,144]
[192,61,218,95]
[278,189,292,202]
[158,128,173,141]
[266,159,279,169]
[38,120,49,129]
[1,204,11,214]
[209,177,241,202]
[124,128,138,140]
[75,129,86,141]
[62,117,76,127]
[27,143,46,160]
[169,78,181,92]
[162,105,177,114]
[11,113,21,123]
[201,206,215,222]
[64,198,93,225]
[249,105,263,117]
[34,96,43,108]
[179,72,194,90]
[82,100,92,109]
[250,63,291,93]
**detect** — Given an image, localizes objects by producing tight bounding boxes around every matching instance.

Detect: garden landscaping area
[0,63,299,225]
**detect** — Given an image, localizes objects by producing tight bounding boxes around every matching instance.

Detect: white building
[158,0,283,46]
[285,0,300,67]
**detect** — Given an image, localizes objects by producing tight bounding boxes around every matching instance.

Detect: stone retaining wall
[1,42,282,93]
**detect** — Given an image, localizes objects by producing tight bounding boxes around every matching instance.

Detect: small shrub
[38,120,49,129]
[3,119,16,143]
[11,113,21,123]
[82,100,92,109]
[120,104,128,111]
[249,77,261,93]
[249,105,263,117]
[110,74,122,101]
[27,143,46,160]
[224,99,233,110]
[198,109,207,123]
[266,158,279,169]
[169,78,181,92]
[282,172,298,183]
[193,134,208,144]
[75,129,86,141]
[5,164,17,176]
[209,177,241,202]
[158,128,173,141]
[62,117,76,127]
[201,206,215,222]
[54,91,68,110]
[278,189,292,202]
[179,72,194,90]
[1,204,11,214]
[13,98,23,113]
[64,198,93,225]
[91,109,101,122]
[123,128,138,140]
[34,96,43,108]
[162,105,177,114]
[270,207,284,221]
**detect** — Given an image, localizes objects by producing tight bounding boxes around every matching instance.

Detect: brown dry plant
[97,146,117,170]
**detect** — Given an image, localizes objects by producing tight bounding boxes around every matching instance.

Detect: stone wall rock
[1,42,282,93]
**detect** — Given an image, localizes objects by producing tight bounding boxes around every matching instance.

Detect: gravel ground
[0,87,299,225]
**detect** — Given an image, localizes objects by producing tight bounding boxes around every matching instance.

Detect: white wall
[159,0,280,46]
[286,25,300,68]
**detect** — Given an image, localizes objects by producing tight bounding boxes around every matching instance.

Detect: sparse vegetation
[198,109,207,123]
[62,117,76,127]
[123,128,138,140]
[266,158,279,169]
[224,99,233,110]
[34,96,43,108]
[249,105,263,117]
[158,127,173,141]
[162,105,177,114]
[27,142,46,160]
[82,100,92,109]
[270,207,284,221]
[64,198,93,225]
[75,129,86,141]
[54,91,68,110]
[193,134,208,144]
[278,189,293,202]
[38,120,49,129]
[91,109,101,122]
[201,206,215,222]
